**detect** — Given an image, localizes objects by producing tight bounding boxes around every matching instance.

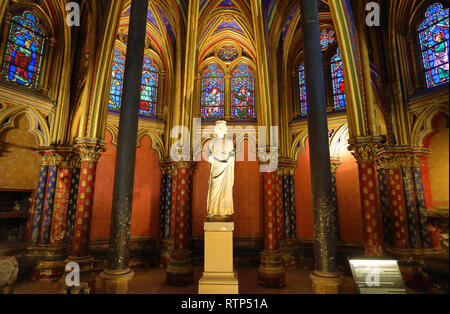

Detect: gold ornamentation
[75,145,104,163]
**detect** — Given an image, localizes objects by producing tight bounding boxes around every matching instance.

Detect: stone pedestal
[198,222,239,294]
[309,271,343,294]
[96,268,134,294]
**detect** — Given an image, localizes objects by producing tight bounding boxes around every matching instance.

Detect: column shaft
[300,0,337,275]
[30,159,49,244]
[107,0,149,272]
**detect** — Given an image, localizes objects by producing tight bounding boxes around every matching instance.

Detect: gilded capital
[348,142,380,163]
[75,144,104,163]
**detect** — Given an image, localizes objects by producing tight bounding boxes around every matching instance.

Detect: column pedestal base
[166,249,193,286]
[159,238,174,268]
[309,271,343,294]
[96,268,134,294]
[258,249,286,288]
[199,271,239,294]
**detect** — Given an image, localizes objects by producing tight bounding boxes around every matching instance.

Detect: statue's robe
[206,137,235,217]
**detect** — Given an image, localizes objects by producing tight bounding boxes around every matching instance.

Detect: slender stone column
[50,153,75,245]
[258,171,285,288]
[350,140,384,256]
[411,155,431,248]
[30,154,50,244]
[96,0,149,294]
[65,158,81,244]
[61,144,102,290]
[166,162,194,286]
[159,162,174,268]
[299,0,342,293]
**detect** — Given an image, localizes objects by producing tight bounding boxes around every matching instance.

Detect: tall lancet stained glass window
[331,48,347,111]
[108,48,125,114]
[1,11,46,89]
[201,63,225,120]
[297,63,307,118]
[140,55,159,118]
[231,63,255,120]
[108,48,160,118]
[418,3,449,88]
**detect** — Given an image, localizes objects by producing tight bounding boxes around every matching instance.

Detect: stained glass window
[1,11,46,89]
[331,48,347,111]
[201,63,225,120]
[231,63,256,120]
[108,48,125,114]
[320,29,336,50]
[140,56,159,118]
[417,3,449,88]
[108,48,160,118]
[297,63,307,118]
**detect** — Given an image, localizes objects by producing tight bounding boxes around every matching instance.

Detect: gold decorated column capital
[348,137,384,163]
[74,144,105,163]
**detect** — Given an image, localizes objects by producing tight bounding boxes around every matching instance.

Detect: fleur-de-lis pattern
[65,167,80,243]
[30,165,49,244]
[264,172,278,250]
[40,165,58,244]
[386,168,409,249]
[282,175,297,240]
[50,167,73,245]
[377,168,393,246]
[412,167,431,248]
[159,173,168,238]
[401,167,420,248]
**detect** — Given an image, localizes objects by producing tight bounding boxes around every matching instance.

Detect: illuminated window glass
[418,3,449,88]
[201,63,225,120]
[108,48,160,118]
[1,11,45,89]
[331,48,347,111]
[231,63,255,121]
[320,29,336,50]
[140,56,159,118]
[297,63,307,118]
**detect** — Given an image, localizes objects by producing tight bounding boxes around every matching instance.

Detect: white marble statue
[206,121,235,220]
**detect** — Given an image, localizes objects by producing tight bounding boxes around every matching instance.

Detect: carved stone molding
[75,144,104,163]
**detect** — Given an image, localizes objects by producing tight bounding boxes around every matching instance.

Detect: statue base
[198,222,239,294]
[207,215,233,222]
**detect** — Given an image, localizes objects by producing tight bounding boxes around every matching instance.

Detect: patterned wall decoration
[159,172,168,238]
[0,115,41,190]
[429,128,449,207]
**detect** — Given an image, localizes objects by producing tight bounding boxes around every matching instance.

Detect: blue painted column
[402,166,420,249]
[30,155,49,244]
[376,164,393,246]
[65,162,81,243]
[40,154,60,244]
[412,156,431,248]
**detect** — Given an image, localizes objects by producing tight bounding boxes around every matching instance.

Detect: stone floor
[13,266,358,294]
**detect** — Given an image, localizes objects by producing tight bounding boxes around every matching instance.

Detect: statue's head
[214,120,227,139]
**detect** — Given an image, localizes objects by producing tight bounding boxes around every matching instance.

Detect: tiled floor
[12,266,358,294]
